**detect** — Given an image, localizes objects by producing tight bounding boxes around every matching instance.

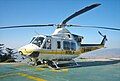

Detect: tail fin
[101,35,107,45]
[98,31,107,45]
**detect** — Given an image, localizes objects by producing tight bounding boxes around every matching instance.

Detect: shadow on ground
[57,60,120,68]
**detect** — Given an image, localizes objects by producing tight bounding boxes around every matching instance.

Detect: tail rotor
[98,31,107,45]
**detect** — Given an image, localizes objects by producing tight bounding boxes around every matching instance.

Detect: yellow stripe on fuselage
[39,45,103,55]
[22,45,103,56]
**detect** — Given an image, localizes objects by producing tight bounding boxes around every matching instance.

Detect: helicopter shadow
[58,60,120,68]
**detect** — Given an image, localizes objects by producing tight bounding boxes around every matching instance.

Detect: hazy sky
[0,0,120,49]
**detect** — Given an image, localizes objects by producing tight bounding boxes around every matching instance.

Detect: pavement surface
[0,60,120,81]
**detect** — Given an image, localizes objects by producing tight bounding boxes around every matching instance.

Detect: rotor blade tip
[94,3,101,6]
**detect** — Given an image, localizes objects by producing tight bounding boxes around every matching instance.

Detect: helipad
[0,60,120,81]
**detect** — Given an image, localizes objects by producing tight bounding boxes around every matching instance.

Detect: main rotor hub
[52,27,71,36]
[56,24,66,28]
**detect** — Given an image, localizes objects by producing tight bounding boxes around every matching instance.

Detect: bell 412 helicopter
[0,3,120,68]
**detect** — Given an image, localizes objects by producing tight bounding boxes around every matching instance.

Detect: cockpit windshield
[30,37,44,47]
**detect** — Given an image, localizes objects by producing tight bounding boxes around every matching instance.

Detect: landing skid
[46,59,80,69]
[25,58,80,69]
[47,60,60,69]
[72,59,79,66]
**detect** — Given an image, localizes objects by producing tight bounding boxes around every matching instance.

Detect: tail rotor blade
[98,31,105,37]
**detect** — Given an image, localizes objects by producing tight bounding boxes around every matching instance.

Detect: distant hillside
[78,48,120,59]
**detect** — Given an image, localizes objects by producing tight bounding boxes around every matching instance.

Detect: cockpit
[30,36,44,47]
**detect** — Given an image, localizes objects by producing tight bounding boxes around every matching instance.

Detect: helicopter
[0,3,120,68]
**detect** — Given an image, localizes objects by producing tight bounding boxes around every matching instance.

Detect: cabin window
[43,39,51,49]
[63,41,70,50]
[71,42,76,50]
[57,41,61,49]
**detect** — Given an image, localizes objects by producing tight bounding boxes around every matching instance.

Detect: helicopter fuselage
[18,28,105,61]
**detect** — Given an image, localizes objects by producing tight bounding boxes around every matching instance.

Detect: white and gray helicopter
[0,3,120,68]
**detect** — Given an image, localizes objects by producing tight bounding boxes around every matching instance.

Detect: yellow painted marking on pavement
[36,68,45,71]
[50,69,68,72]
[26,66,45,71]
[17,73,46,81]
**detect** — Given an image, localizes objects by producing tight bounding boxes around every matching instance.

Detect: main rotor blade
[67,25,120,31]
[62,3,101,25]
[0,24,54,30]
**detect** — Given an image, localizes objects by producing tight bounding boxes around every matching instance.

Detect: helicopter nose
[18,44,40,56]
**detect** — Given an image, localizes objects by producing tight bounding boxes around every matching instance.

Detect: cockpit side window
[31,37,44,47]
[43,39,51,49]
[46,39,51,49]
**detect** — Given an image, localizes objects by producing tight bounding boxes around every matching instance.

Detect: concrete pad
[0,60,120,81]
